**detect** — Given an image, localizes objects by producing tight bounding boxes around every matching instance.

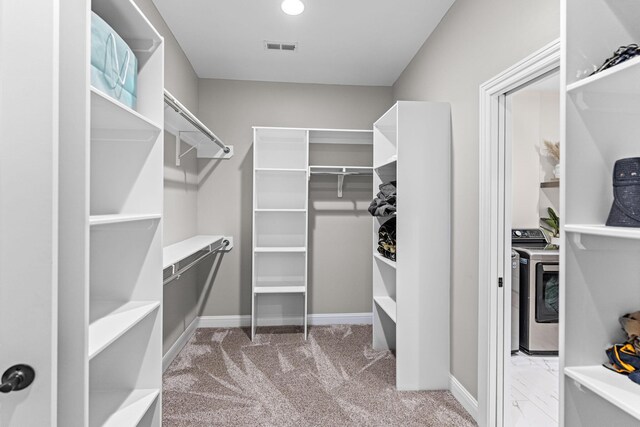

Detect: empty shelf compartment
[374,296,397,323]
[89,388,159,427]
[254,169,307,210]
[254,128,307,169]
[89,301,160,359]
[255,211,306,248]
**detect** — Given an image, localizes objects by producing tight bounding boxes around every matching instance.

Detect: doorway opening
[508,70,561,426]
[477,40,560,427]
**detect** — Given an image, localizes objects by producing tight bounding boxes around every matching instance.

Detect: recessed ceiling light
[281,0,304,16]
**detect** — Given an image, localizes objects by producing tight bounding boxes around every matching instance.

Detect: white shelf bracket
[175,132,200,166]
[337,173,345,198]
[571,232,587,251]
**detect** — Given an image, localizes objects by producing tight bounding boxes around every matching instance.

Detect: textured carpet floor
[163,325,476,426]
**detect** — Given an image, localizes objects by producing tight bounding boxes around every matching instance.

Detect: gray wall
[133,0,202,354]
[392,0,559,399]
[195,79,393,317]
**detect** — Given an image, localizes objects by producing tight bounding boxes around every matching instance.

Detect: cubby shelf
[89,213,162,226]
[374,156,398,170]
[566,55,640,96]
[254,286,306,294]
[373,253,396,269]
[373,296,397,323]
[89,388,159,427]
[564,224,640,239]
[90,87,161,134]
[564,224,640,240]
[255,209,306,212]
[564,366,640,421]
[254,247,306,253]
[88,301,160,360]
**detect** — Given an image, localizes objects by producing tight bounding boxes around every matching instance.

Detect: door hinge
[498,277,503,288]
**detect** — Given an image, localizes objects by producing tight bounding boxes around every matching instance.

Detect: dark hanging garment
[369,181,397,217]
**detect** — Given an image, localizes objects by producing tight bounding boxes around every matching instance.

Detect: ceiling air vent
[264,41,298,52]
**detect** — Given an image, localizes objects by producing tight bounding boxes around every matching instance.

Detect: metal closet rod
[163,239,230,285]
[163,90,231,154]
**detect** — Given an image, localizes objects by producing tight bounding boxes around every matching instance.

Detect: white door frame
[477,39,560,427]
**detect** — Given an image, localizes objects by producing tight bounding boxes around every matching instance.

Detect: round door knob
[0,365,35,393]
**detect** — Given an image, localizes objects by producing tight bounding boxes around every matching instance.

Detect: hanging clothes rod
[163,239,230,285]
[163,90,231,154]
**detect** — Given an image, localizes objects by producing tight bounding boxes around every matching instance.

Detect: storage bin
[91,12,137,109]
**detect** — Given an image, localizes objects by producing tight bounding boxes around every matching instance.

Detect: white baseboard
[162,317,198,373]
[450,374,478,422]
[197,312,372,328]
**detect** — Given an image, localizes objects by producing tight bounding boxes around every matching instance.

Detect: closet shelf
[564,366,640,421]
[373,296,397,323]
[164,89,233,165]
[90,87,161,135]
[89,388,159,427]
[309,166,373,175]
[163,235,229,269]
[567,55,640,96]
[308,129,373,145]
[254,286,306,294]
[88,301,160,360]
[309,166,373,197]
[254,247,306,253]
[564,224,640,240]
[374,253,397,269]
[163,235,232,285]
[89,213,161,226]
[374,156,398,172]
[255,209,306,213]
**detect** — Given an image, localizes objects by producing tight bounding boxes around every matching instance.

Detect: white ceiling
[152,0,455,86]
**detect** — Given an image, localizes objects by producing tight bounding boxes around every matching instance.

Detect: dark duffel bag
[606,158,640,227]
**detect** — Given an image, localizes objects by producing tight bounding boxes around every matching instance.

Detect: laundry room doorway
[477,40,561,427]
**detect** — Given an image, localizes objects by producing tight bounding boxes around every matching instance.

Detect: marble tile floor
[511,352,559,426]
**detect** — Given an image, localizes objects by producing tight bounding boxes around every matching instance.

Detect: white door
[0,0,60,425]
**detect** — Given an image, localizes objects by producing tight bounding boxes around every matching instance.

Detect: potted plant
[541,207,560,246]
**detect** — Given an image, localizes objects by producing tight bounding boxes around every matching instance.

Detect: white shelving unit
[58,0,164,425]
[372,101,451,390]
[252,128,309,340]
[251,127,373,340]
[562,1,640,425]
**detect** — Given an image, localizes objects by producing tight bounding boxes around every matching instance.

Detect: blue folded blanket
[91,12,138,109]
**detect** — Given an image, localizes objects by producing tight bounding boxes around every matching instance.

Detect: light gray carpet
[163,325,476,426]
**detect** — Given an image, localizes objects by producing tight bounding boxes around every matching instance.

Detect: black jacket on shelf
[369,181,396,217]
